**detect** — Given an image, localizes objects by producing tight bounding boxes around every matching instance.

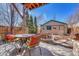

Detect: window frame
[46,25,52,30]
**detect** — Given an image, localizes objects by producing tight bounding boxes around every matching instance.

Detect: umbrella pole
[39,46,42,56]
[28,48,31,56]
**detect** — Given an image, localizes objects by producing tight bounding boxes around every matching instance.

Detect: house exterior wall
[40,21,67,35]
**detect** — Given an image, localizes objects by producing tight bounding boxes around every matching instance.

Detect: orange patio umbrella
[23,3,47,10]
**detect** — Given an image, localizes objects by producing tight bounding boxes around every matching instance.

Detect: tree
[33,16,37,33]
[0,4,15,33]
[68,7,79,25]
[67,8,79,35]
[0,3,23,33]
[27,16,35,34]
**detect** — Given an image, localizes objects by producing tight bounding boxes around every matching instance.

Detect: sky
[29,3,79,25]
[0,3,79,26]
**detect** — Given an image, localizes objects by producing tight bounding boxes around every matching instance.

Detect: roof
[41,20,67,26]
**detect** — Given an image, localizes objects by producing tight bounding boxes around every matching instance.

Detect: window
[47,26,51,30]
